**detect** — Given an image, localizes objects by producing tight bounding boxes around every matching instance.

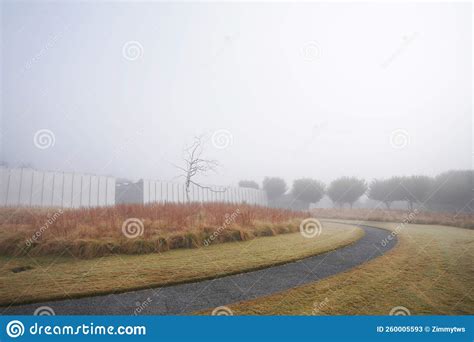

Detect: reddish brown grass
[312,208,474,229]
[0,203,308,258]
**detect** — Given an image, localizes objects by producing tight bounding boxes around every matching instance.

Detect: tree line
[238,170,473,212]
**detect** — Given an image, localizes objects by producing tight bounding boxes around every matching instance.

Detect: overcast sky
[1,2,472,186]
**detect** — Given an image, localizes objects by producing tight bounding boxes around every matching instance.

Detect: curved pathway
[1,223,396,315]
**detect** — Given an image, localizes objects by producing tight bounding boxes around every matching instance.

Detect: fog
[1,2,472,186]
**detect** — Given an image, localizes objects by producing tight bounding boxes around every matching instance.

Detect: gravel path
[1,223,396,315]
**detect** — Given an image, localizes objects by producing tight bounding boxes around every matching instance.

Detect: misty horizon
[1,2,472,187]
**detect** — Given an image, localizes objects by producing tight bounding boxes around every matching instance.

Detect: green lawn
[0,221,363,306]
[201,220,474,315]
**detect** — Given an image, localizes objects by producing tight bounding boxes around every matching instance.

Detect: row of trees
[369,170,472,211]
[240,177,364,209]
[239,170,473,211]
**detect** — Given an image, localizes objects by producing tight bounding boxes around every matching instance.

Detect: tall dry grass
[0,203,308,258]
[312,208,474,229]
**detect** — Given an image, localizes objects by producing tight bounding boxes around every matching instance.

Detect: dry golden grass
[203,220,474,315]
[312,208,474,229]
[0,221,363,306]
[0,203,308,258]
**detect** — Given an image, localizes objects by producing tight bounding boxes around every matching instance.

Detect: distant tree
[368,177,404,209]
[368,179,391,209]
[429,170,473,211]
[327,180,344,208]
[291,178,325,209]
[385,176,406,203]
[262,177,287,201]
[327,177,367,208]
[400,175,433,210]
[238,180,259,189]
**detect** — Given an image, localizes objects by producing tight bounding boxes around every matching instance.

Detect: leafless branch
[175,135,225,201]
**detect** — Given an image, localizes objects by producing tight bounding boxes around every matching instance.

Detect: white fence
[0,167,268,208]
[142,179,267,206]
[0,168,115,208]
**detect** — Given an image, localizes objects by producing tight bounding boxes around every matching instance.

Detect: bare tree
[175,135,225,202]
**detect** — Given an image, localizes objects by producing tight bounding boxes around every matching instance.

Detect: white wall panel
[61,173,73,208]
[150,180,156,203]
[0,168,10,205]
[6,168,21,205]
[71,173,82,208]
[30,170,42,206]
[96,176,103,205]
[18,169,33,206]
[51,172,63,207]
[106,177,115,206]
[81,175,91,207]
[41,172,54,207]
[89,176,99,207]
